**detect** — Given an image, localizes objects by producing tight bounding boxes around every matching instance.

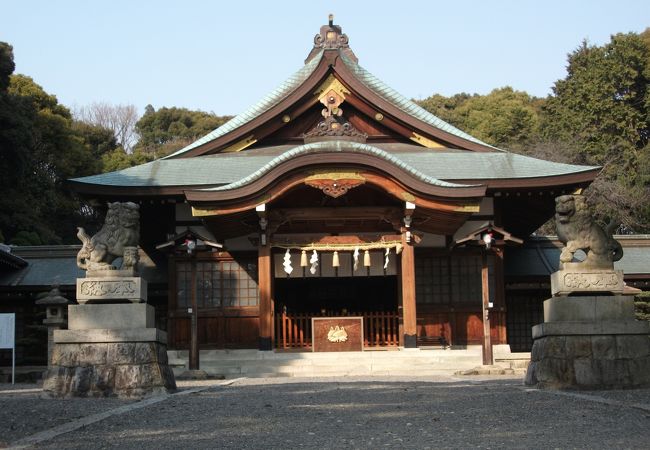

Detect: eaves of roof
[202,141,477,193]
[69,143,598,196]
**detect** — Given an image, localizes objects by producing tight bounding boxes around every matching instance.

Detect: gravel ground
[2,376,649,449]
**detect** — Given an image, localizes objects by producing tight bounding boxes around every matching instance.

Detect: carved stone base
[43,340,176,398]
[76,277,147,304]
[550,268,624,296]
[525,295,650,389]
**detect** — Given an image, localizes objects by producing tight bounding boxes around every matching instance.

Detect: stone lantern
[35,286,71,366]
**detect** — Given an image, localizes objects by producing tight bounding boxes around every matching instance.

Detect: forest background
[0,28,648,245]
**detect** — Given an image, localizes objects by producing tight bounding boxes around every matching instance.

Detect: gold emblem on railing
[327,325,348,343]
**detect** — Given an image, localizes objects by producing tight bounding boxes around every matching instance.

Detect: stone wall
[44,341,176,398]
[526,334,650,389]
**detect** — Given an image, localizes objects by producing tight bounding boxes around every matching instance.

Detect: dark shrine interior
[274,276,398,315]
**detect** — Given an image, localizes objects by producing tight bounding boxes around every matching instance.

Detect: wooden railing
[274,311,399,349]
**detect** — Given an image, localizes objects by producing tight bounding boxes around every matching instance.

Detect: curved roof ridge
[164,50,325,159]
[338,53,502,151]
[201,141,478,192]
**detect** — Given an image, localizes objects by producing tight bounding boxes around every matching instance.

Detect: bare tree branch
[74,102,140,152]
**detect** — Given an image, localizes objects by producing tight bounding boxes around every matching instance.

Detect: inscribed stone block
[530,340,544,362]
[565,336,592,359]
[550,269,624,296]
[596,359,630,387]
[92,366,116,393]
[524,361,538,385]
[134,343,156,364]
[107,343,135,365]
[51,344,79,367]
[78,343,108,366]
[536,358,573,385]
[114,365,141,390]
[542,336,566,358]
[591,336,617,360]
[76,277,147,304]
[627,356,650,386]
[615,335,650,359]
[573,359,602,387]
[71,366,91,395]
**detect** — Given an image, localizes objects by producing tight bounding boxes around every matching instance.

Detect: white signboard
[0,313,15,349]
[0,313,15,384]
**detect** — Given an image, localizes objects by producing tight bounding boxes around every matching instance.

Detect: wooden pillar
[401,235,417,348]
[494,248,507,344]
[189,256,199,370]
[258,244,273,350]
[481,251,493,365]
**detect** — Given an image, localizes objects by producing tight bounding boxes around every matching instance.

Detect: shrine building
[66,18,602,356]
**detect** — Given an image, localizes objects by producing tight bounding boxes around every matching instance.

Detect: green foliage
[10,230,42,246]
[0,45,102,244]
[417,88,542,151]
[135,106,231,157]
[0,42,14,91]
[542,34,649,168]
[540,32,650,230]
[72,121,119,160]
[101,148,155,172]
[635,291,650,321]
[418,30,650,232]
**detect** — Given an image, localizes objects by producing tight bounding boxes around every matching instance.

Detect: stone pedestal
[43,303,176,398]
[525,295,650,389]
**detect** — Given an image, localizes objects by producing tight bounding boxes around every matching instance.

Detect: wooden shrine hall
[69,17,599,359]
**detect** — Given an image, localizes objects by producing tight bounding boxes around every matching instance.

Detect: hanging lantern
[332,251,340,268]
[364,250,371,267]
[300,250,308,267]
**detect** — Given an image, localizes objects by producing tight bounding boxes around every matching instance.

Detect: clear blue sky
[2,0,648,116]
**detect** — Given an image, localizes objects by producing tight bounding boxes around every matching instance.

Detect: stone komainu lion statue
[555,194,623,269]
[76,202,140,272]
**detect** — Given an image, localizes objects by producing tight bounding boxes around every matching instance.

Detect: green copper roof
[505,237,650,276]
[71,143,598,189]
[338,53,499,150]
[0,246,166,287]
[205,141,476,192]
[165,51,325,158]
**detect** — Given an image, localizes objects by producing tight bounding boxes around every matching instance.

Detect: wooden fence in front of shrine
[274,311,400,349]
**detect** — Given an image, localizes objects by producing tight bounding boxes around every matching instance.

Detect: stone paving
[1,375,649,449]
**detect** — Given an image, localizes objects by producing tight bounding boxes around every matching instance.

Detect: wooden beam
[258,244,273,350]
[401,233,417,348]
[269,206,401,222]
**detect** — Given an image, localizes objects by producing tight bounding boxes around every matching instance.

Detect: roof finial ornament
[305,15,358,64]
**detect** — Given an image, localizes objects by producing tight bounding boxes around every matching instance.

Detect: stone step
[167,349,509,379]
